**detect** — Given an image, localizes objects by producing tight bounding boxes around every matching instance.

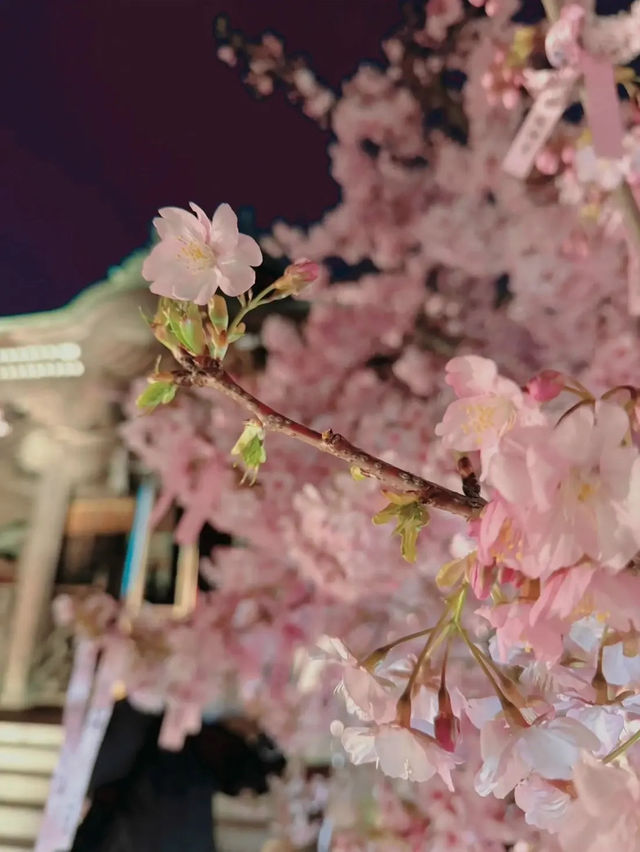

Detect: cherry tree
[55,1,640,849]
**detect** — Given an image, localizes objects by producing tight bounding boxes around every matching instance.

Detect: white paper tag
[503,68,579,179]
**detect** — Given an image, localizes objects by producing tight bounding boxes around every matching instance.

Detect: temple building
[0,258,271,850]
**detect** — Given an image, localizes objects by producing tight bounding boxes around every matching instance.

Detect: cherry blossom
[52,2,640,849]
[559,753,640,852]
[315,636,398,722]
[475,716,600,798]
[341,723,459,789]
[488,402,640,574]
[142,202,262,302]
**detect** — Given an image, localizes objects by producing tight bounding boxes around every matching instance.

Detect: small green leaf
[372,498,429,563]
[231,421,266,484]
[436,555,470,590]
[178,319,205,355]
[242,435,267,468]
[350,466,366,481]
[372,503,400,526]
[136,380,177,411]
[161,299,206,355]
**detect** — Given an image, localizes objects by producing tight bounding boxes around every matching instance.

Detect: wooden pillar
[1,461,71,709]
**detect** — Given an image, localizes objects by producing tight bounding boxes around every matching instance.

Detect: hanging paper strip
[61,638,98,751]
[35,641,128,852]
[503,68,579,179]
[504,4,625,177]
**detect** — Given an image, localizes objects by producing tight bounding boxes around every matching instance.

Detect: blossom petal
[210,202,239,253]
[236,233,263,267]
[216,260,255,297]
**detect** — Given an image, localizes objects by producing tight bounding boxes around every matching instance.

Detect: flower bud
[275,258,320,294]
[526,369,565,402]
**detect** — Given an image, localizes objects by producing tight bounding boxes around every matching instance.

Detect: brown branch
[173,356,485,521]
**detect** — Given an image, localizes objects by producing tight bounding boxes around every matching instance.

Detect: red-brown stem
[173,356,485,520]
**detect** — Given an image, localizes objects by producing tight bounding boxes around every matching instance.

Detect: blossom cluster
[79,0,640,848]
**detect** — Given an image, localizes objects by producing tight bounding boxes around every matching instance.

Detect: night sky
[1,0,401,317]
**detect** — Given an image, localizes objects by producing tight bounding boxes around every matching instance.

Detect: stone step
[0,722,63,749]
[0,744,59,775]
[0,772,51,805]
[0,804,42,842]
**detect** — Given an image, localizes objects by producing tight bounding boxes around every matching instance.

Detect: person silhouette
[70,699,285,852]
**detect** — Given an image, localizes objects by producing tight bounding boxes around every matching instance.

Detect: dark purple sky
[1,0,402,317]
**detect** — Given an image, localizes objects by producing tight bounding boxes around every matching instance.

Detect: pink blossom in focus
[435,356,540,472]
[488,402,640,574]
[316,636,397,722]
[142,202,262,303]
[341,723,459,789]
[476,716,600,798]
[559,753,640,852]
[514,774,571,833]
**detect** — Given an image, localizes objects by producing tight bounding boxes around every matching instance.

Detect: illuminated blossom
[341,723,459,789]
[476,716,600,798]
[435,355,541,472]
[316,636,397,722]
[488,402,640,574]
[142,202,262,303]
[559,753,640,852]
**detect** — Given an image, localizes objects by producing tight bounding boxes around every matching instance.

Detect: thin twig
[173,356,485,520]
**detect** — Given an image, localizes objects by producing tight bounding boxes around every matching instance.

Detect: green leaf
[162,300,206,355]
[436,555,470,590]
[372,498,429,563]
[372,503,400,526]
[350,466,366,481]
[231,421,267,484]
[136,380,177,411]
[242,435,267,468]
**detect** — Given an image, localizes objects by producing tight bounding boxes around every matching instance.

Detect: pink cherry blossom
[514,774,571,833]
[476,716,600,798]
[98,3,640,849]
[488,402,640,574]
[435,356,542,471]
[341,723,459,789]
[526,370,566,403]
[559,753,640,852]
[142,202,262,303]
[316,636,398,722]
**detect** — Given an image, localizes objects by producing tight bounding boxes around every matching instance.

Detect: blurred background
[3,1,635,849]
[0,2,407,849]
[1,0,401,317]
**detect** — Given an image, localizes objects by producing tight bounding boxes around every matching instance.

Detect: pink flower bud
[526,370,565,402]
[276,258,321,294]
[286,258,320,284]
[434,685,459,752]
